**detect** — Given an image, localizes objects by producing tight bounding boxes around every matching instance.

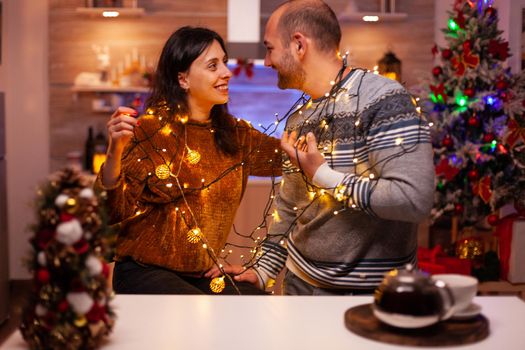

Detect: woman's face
[179,40,232,117]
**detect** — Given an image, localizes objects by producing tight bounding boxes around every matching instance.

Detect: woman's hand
[101,107,138,188]
[107,106,139,154]
[205,264,262,289]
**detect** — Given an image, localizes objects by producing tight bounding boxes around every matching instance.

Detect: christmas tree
[426,0,525,228]
[20,169,116,349]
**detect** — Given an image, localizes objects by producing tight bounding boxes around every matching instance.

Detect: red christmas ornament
[59,213,75,222]
[500,91,510,102]
[432,44,439,57]
[483,133,495,143]
[36,268,50,284]
[488,40,509,61]
[464,88,475,98]
[73,239,89,255]
[487,214,499,226]
[467,169,479,181]
[496,80,508,90]
[86,303,106,323]
[442,49,453,60]
[442,135,454,148]
[58,300,69,312]
[467,115,480,127]
[432,66,443,77]
[454,203,464,215]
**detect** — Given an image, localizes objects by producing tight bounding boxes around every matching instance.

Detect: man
[209,0,434,295]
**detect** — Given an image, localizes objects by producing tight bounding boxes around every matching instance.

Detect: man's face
[264,14,305,90]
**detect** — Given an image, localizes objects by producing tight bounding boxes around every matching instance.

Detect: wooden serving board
[344,304,489,347]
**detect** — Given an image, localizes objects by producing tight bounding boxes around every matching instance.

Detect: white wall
[2,0,49,279]
[497,0,525,72]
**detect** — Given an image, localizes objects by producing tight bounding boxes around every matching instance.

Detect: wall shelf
[72,85,150,93]
[75,7,145,18]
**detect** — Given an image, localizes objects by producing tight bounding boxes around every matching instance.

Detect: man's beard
[276,51,305,90]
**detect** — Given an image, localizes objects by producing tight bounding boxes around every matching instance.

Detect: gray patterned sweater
[255,69,435,290]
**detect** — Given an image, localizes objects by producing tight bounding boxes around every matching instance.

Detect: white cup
[432,274,478,315]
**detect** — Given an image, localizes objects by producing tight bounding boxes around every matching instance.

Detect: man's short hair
[277,0,341,53]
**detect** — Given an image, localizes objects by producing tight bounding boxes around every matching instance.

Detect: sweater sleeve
[312,92,435,223]
[94,140,149,225]
[243,124,282,177]
[252,166,300,288]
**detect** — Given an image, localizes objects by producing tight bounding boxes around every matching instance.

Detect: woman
[95,27,281,294]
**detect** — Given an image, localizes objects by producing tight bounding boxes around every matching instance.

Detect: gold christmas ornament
[210,276,225,293]
[64,197,78,214]
[185,146,201,165]
[155,164,171,180]
[74,316,87,327]
[187,228,203,244]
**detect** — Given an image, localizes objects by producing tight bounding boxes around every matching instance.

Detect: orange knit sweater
[95,111,281,273]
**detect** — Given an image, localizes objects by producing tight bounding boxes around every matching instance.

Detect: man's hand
[205,264,262,289]
[281,131,326,179]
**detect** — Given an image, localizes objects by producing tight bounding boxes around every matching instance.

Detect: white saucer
[451,302,482,320]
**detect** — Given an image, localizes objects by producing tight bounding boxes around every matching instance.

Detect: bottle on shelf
[84,126,95,173]
[92,129,108,174]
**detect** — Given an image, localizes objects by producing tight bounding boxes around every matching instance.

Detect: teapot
[373,264,455,328]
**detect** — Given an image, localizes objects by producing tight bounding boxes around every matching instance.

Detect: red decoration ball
[467,169,479,180]
[58,300,69,312]
[36,269,50,284]
[442,135,454,148]
[467,115,480,127]
[483,133,495,143]
[432,66,443,77]
[442,49,453,60]
[496,80,508,90]
[86,303,106,323]
[487,214,499,226]
[464,88,475,98]
[454,203,464,215]
[500,91,510,102]
[73,239,89,255]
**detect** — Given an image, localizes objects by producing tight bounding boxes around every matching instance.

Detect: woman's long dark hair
[147,26,238,155]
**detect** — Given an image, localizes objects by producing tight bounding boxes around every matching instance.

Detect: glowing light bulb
[155,164,171,180]
[210,276,225,293]
[187,228,202,244]
[185,146,201,165]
